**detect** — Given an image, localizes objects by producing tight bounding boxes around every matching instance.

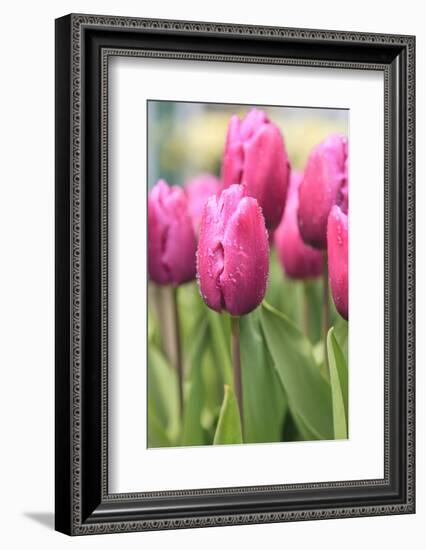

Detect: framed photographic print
[55,14,415,535]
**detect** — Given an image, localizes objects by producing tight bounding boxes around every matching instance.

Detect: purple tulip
[148,180,197,285]
[221,109,290,231]
[197,184,269,316]
[298,134,348,249]
[275,171,324,279]
[327,205,348,320]
[185,174,220,234]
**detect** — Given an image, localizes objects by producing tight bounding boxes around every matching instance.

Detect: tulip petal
[338,156,349,214]
[298,134,348,249]
[327,205,349,320]
[197,185,246,312]
[221,109,290,230]
[162,187,197,285]
[220,196,269,316]
[217,182,246,227]
[239,108,268,141]
[242,122,290,230]
[275,172,324,279]
[197,184,269,316]
[197,196,225,312]
[225,114,242,145]
[222,115,244,187]
[185,174,220,234]
[148,194,170,284]
[148,180,196,285]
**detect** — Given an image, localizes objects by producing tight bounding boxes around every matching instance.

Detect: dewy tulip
[197,184,269,316]
[148,180,197,285]
[275,171,324,279]
[185,174,220,234]
[221,109,290,231]
[327,205,348,320]
[298,134,348,249]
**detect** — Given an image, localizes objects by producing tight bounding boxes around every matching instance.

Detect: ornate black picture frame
[55,13,415,535]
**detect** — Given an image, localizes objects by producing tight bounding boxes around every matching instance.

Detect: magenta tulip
[327,205,348,320]
[298,134,348,249]
[221,109,290,230]
[185,174,220,233]
[197,184,269,316]
[148,180,197,285]
[275,171,324,279]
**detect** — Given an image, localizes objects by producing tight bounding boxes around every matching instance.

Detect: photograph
[0,0,418,542]
[147,101,349,448]
[53,12,415,536]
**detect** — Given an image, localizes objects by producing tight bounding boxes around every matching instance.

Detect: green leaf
[147,346,180,445]
[260,301,333,440]
[266,249,324,343]
[147,284,163,350]
[302,279,323,344]
[148,283,177,363]
[265,249,304,327]
[148,306,155,344]
[178,282,206,356]
[291,409,319,441]
[312,340,329,382]
[185,315,209,380]
[282,410,304,441]
[207,309,233,386]
[328,286,340,329]
[312,340,324,366]
[147,404,171,447]
[327,328,349,439]
[213,385,243,445]
[181,317,209,447]
[240,311,287,443]
[181,363,205,446]
[333,317,349,361]
[200,349,222,426]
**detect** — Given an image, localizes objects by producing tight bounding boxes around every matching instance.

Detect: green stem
[322,253,330,377]
[172,286,184,419]
[231,316,244,435]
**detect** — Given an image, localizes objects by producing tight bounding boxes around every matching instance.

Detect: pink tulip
[275,171,324,279]
[298,134,348,249]
[327,205,348,320]
[185,174,220,234]
[197,184,269,316]
[221,109,290,231]
[148,180,197,285]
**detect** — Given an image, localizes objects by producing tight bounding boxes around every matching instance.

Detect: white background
[0,0,422,548]
[110,58,384,492]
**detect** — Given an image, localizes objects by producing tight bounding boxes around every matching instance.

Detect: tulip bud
[221,109,290,231]
[275,171,324,279]
[298,134,348,249]
[184,174,220,234]
[327,205,348,320]
[148,180,197,285]
[197,184,269,316]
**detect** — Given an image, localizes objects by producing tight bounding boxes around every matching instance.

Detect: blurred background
[147,101,348,187]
